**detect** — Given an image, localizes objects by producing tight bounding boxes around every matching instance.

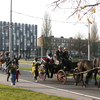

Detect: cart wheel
[73,69,81,82]
[38,71,46,81]
[57,70,67,84]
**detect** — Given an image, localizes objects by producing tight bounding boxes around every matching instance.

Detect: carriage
[37,56,100,89]
[38,57,78,84]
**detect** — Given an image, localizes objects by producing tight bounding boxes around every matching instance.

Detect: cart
[38,58,79,84]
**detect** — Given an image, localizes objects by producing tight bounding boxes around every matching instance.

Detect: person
[6,59,15,82]
[5,55,11,82]
[16,67,21,82]
[45,53,54,78]
[56,46,63,64]
[14,54,21,67]
[0,56,5,71]
[63,47,71,71]
[7,61,17,86]
[31,57,40,82]
[5,55,11,67]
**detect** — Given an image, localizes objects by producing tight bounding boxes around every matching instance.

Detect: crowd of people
[0,46,71,84]
[0,52,21,86]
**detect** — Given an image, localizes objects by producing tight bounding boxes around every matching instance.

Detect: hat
[58,45,62,48]
[48,53,52,57]
[64,47,67,50]
[34,57,38,60]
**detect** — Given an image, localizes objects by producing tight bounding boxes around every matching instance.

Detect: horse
[97,69,100,89]
[74,58,100,87]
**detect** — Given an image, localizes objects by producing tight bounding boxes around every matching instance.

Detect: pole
[88,22,90,60]
[9,0,12,58]
[18,39,20,55]
[41,45,43,61]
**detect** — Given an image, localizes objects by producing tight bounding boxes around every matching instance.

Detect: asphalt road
[20,64,100,98]
[19,63,100,100]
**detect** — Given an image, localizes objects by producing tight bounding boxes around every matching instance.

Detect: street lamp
[9,0,12,58]
[85,22,91,60]
[88,22,91,60]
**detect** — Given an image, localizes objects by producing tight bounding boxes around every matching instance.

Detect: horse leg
[81,73,86,87]
[85,72,92,85]
[85,73,89,85]
[98,80,100,89]
[94,70,98,85]
[74,74,80,86]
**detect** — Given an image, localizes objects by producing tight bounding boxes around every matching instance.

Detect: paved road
[19,63,100,100]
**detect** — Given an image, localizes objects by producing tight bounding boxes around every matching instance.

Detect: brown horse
[74,58,100,87]
[97,70,100,89]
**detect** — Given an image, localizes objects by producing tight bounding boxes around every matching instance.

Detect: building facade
[38,35,100,58]
[38,36,76,56]
[0,21,37,58]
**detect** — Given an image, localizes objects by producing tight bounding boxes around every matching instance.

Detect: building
[0,21,37,58]
[38,36,75,56]
[38,35,100,58]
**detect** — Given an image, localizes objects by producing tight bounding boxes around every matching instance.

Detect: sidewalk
[0,73,94,100]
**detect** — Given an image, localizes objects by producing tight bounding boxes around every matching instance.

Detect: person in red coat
[16,67,21,82]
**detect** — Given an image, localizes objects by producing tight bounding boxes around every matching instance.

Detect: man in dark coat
[56,46,63,64]
[14,54,21,67]
[63,47,71,71]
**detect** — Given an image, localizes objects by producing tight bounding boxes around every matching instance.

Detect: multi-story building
[38,35,100,58]
[0,21,37,58]
[38,36,75,56]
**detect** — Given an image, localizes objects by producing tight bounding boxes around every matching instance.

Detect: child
[31,57,40,82]
[16,67,21,82]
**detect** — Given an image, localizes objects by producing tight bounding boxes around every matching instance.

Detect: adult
[45,53,54,78]
[63,47,69,61]
[5,55,11,67]
[5,55,11,82]
[63,47,71,71]
[7,59,14,82]
[14,54,21,67]
[56,46,63,64]
[0,56,5,70]
[7,61,17,86]
[32,57,40,82]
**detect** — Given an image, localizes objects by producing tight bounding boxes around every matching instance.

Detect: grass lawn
[0,84,76,100]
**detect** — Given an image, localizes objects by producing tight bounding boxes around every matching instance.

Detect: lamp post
[41,41,43,61]
[85,22,91,60]
[18,39,20,55]
[69,37,72,56]
[9,0,12,58]
[88,22,90,60]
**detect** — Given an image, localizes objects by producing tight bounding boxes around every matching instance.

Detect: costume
[16,69,21,82]
[31,58,40,82]
[45,54,54,78]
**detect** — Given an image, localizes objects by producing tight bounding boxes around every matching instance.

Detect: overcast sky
[0,0,100,39]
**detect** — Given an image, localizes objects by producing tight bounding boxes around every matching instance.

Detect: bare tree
[73,32,86,58]
[90,19,99,57]
[50,0,100,23]
[41,12,53,55]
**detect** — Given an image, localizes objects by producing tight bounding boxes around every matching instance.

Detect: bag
[31,66,35,73]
